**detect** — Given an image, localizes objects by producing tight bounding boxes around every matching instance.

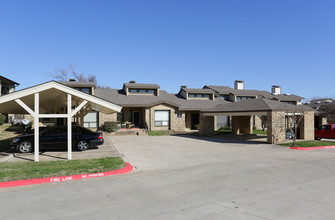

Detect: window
[84,111,98,128]
[236,96,255,101]
[75,87,91,94]
[129,89,156,94]
[282,101,296,105]
[154,110,170,127]
[1,86,10,95]
[220,95,230,101]
[188,93,211,98]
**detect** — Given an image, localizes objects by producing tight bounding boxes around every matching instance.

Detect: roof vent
[69,78,76,82]
[129,80,136,83]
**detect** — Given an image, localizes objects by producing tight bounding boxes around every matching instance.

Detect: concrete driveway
[1,135,335,220]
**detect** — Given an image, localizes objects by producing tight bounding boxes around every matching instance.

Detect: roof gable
[0,81,122,114]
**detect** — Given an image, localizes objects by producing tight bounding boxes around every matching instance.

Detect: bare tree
[287,110,305,146]
[49,64,97,84]
[319,104,335,124]
[49,67,69,81]
[270,106,306,145]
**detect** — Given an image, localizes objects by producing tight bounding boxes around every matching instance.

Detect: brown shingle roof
[59,81,96,88]
[205,85,303,101]
[181,88,215,94]
[203,98,314,113]
[272,94,304,101]
[0,75,19,86]
[123,83,160,89]
[95,88,227,110]
[203,85,234,94]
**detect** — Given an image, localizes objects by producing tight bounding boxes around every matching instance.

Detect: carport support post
[67,94,72,160]
[34,93,39,162]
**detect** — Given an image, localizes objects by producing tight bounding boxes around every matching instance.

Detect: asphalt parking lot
[1,135,335,220]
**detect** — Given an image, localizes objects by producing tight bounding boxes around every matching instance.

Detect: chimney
[69,78,76,82]
[234,80,244,90]
[181,85,187,89]
[272,85,281,95]
[129,80,136,83]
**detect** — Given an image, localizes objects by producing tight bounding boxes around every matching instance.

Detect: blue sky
[0,0,334,100]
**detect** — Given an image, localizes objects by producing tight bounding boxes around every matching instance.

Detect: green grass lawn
[215,130,232,135]
[148,130,172,136]
[0,157,125,182]
[280,140,335,148]
[253,129,267,135]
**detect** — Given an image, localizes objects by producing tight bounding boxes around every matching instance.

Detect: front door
[133,111,140,127]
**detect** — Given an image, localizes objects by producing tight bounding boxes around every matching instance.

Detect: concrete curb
[290,146,335,150]
[0,162,133,188]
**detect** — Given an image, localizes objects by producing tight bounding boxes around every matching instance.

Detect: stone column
[267,111,286,144]
[300,111,314,140]
[199,114,215,136]
[232,116,252,134]
[232,116,241,134]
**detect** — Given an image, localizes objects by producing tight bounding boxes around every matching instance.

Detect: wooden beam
[71,100,88,117]
[15,99,35,117]
[34,93,39,162]
[67,94,72,160]
[39,114,68,118]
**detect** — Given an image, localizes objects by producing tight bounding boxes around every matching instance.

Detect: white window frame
[154,110,170,127]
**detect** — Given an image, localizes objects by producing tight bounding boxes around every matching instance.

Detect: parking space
[3,133,121,162]
[110,135,287,172]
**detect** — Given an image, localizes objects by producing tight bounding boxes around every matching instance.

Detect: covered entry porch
[199,99,315,144]
[0,81,122,161]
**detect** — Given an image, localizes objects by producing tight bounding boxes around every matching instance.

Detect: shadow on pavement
[172,133,268,145]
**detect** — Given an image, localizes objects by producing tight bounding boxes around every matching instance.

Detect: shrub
[219,126,230,130]
[104,121,118,132]
[0,115,6,125]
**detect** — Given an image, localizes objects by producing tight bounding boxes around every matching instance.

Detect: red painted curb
[0,162,133,188]
[290,146,335,150]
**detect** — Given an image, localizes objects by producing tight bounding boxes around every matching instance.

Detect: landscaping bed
[0,157,125,182]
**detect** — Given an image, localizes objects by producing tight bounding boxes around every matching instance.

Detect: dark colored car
[11,125,104,153]
[315,124,335,140]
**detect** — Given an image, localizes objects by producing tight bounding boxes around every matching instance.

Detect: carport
[0,81,122,161]
[199,99,315,144]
